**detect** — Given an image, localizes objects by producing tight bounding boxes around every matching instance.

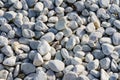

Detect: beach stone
[0,70,9,80]
[0,36,8,46]
[34,71,47,80]
[102,43,114,55]
[21,63,36,74]
[37,40,51,56]
[48,60,65,72]
[100,57,111,69]
[112,32,120,45]
[99,0,110,8]
[3,56,16,66]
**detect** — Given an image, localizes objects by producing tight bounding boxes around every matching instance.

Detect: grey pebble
[99,0,110,8]
[29,40,41,49]
[63,71,78,80]
[0,70,9,80]
[92,49,105,59]
[0,36,8,46]
[87,59,99,70]
[21,63,36,74]
[4,11,16,21]
[22,29,35,38]
[100,57,111,69]
[114,20,120,29]
[3,56,16,66]
[48,60,65,72]
[77,75,89,80]
[55,17,67,30]
[74,1,85,12]
[102,43,114,55]
[46,70,56,80]
[61,48,70,60]
[34,71,47,80]
[112,32,120,45]
[37,40,51,56]
[35,21,48,31]
[105,27,116,35]
[0,54,4,63]
[1,45,14,57]
[100,69,110,80]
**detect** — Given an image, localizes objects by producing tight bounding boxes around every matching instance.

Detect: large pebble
[37,40,51,56]
[48,60,65,72]
[21,63,36,74]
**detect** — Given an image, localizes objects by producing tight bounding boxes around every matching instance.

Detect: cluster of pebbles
[1,0,120,80]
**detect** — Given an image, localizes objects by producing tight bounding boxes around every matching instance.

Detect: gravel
[0,0,120,80]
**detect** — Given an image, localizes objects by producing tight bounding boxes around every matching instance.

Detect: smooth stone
[33,53,44,66]
[1,45,14,57]
[99,0,110,8]
[63,71,78,80]
[87,59,99,70]
[0,36,8,46]
[0,70,9,79]
[37,40,51,56]
[112,32,120,45]
[55,17,67,30]
[48,60,65,72]
[102,43,114,55]
[29,40,41,49]
[100,57,111,69]
[34,71,47,80]
[40,32,55,42]
[100,69,110,80]
[22,29,35,38]
[21,63,36,74]
[46,70,56,80]
[3,56,16,66]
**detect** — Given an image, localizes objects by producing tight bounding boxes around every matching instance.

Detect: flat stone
[48,60,65,72]
[21,63,36,74]
[3,56,16,66]
[37,40,51,56]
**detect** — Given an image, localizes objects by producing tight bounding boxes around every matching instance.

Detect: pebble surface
[0,0,120,80]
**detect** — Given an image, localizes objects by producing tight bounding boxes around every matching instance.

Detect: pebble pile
[0,0,120,80]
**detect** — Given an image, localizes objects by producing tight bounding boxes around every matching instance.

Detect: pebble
[71,57,82,65]
[4,11,16,21]
[24,73,36,80]
[87,59,99,70]
[1,45,14,57]
[111,59,118,72]
[113,20,120,29]
[46,70,56,80]
[61,48,70,60]
[100,57,111,69]
[43,52,51,61]
[77,75,89,80]
[90,70,100,78]
[112,32,120,45]
[65,37,76,50]
[22,29,35,38]
[0,70,9,80]
[0,36,8,46]
[37,40,51,56]
[86,22,95,33]
[85,53,94,62]
[48,60,65,72]
[55,17,67,30]
[33,53,44,66]
[73,64,85,74]
[41,32,55,42]
[34,71,47,80]
[34,2,44,12]
[55,0,63,6]
[74,1,85,12]
[0,54,4,63]
[102,43,114,55]
[35,21,48,31]
[3,56,16,66]
[13,1,22,9]
[21,63,36,74]
[63,71,78,80]
[99,0,110,8]
[100,69,110,80]
[55,32,64,40]
[63,65,74,74]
